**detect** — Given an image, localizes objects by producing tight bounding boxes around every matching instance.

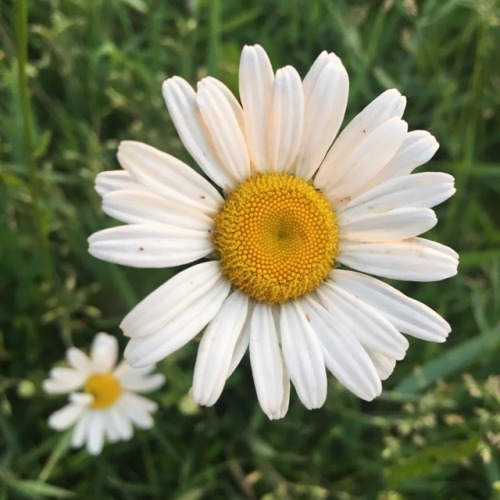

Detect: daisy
[43,332,165,454]
[88,45,458,419]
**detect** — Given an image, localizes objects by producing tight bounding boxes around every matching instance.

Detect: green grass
[1,0,499,497]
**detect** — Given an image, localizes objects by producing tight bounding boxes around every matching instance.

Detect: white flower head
[88,45,458,419]
[43,332,165,455]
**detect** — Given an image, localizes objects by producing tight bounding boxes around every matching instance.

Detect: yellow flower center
[213,173,338,303]
[84,373,122,409]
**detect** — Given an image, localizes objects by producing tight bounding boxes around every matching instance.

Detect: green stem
[16,0,54,283]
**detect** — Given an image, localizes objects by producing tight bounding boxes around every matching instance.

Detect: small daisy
[88,45,458,419]
[43,332,165,454]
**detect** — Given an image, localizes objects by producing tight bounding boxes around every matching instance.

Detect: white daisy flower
[43,332,165,454]
[88,45,458,419]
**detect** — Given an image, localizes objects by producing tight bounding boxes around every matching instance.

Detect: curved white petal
[48,403,85,431]
[280,301,327,409]
[365,349,397,381]
[119,393,157,428]
[318,283,409,360]
[338,237,459,281]
[197,78,251,184]
[203,77,246,132]
[162,77,234,190]
[66,348,93,376]
[107,405,133,441]
[43,368,86,394]
[315,89,406,188]
[86,412,106,455]
[226,307,251,378]
[191,291,249,406]
[322,118,408,201]
[294,52,349,179]
[124,274,231,367]
[239,44,274,173]
[338,172,456,217]
[301,296,382,400]
[249,303,287,419]
[269,66,304,172]
[369,130,440,186]
[71,411,91,449]
[91,332,118,373]
[95,170,147,197]
[339,207,437,242]
[69,392,94,405]
[121,261,225,338]
[102,190,213,230]
[117,140,223,215]
[113,360,156,378]
[103,408,121,443]
[88,223,213,268]
[120,373,165,393]
[331,269,451,342]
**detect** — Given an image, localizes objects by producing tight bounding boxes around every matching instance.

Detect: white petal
[191,292,249,406]
[86,412,105,455]
[269,66,304,172]
[331,269,451,342]
[124,272,231,367]
[294,53,349,179]
[318,283,409,360]
[239,44,274,173]
[88,223,212,268]
[203,77,246,132]
[102,190,213,230]
[107,405,133,441]
[43,368,86,394]
[119,393,157,428]
[315,89,406,188]
[66,348,93,376]
[321,118,408,201]
[121,261,225,338]
[48,403,85,431]
[121,391,158,414]
[301,296,382,400]
[71,411,91,449]
[338,172,456,217]
[365,349,397,381]
[95,170,147,197]
[280,301,327,409]
[117,140,223,215]
[338,237,459,281]
[339,207,437,242]
[91,332,118,373]
[69,392,94,405]
[113,360,156,378]
[226,309,251,378]
[103,409,121,443]
[275,357,291,419]
[120,373,165,393]
[249,303,287,419]
[162,77,234,190]
[197,78,251,184]
[369,130,440,186]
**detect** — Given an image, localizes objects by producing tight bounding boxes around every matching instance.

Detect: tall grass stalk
[15,0,53,283]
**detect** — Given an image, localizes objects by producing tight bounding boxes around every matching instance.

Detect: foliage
[1,0,499,497]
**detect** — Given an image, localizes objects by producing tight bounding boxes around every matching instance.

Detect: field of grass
[1,0,499,498]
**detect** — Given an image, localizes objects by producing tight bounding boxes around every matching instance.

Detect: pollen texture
[84,373,122,409]
[213,173,338,303]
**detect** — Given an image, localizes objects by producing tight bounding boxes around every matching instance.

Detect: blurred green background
[1,0,499,498]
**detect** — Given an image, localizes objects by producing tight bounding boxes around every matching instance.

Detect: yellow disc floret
[84,373,122,409]
[213,173,338,304]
